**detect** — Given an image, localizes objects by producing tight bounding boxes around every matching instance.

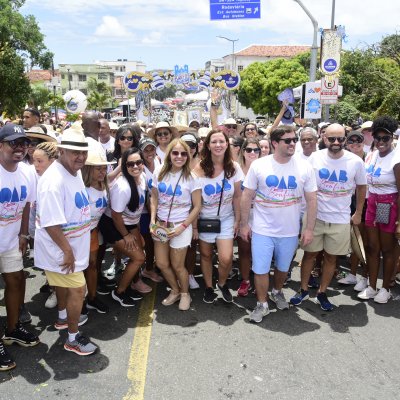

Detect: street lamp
[217,36,239,71]
[293,0,318,82]
[66,67,72,90]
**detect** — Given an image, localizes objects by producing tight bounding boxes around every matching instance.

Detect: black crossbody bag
[197,174,225,233]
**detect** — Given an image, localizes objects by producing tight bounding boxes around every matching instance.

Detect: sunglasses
[230,143,241,148]
[225,124,237,129]
[4,139,30,149]
[278,137,299,144]
[347,137,364,144]
[244,147,261,154]
[374,135,392,143]
[126,160,144,168]
[171,150,188,157]
[156,131,171,137]
[120,135,134,142]
[185,142,197,149]
[326,136,346,143]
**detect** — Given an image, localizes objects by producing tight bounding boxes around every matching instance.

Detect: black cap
[0,123,29,142]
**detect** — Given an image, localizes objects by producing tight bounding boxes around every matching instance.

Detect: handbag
[197,174,225,233]
[152,173,182,241]
[375,202,391,225]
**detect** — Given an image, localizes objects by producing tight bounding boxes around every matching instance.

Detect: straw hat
[26,126,57,142]
[58,126,88,151]
[148,121,178,139]
[85,149,116,166]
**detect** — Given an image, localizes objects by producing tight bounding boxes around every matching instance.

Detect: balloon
[63,90,88,114]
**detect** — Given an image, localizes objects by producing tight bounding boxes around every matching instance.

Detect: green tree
[87,77,112,96]
[153,85,177,101]
[378,33,400,66]
[237,58,308,115]
[0,0,53,115]
[28,84,51,109]
[87,91,110,111]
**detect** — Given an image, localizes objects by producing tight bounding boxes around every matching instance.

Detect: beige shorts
[301,218,351,255]
[0,247,23,274]
[45,270,86,288]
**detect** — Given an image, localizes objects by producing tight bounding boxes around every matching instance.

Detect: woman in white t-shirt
[359,116,400,304]
[237,138,261,297]
[81,150,115,314]
[148,122,177,163]
[150,139,202,311]
[98,148,147,307]
[193,130,244,304]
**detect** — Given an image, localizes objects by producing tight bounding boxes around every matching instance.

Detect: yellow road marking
[123,283,157,400]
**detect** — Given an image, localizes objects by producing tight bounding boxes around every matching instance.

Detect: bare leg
[170,247,189,293]
[66,286,86,333]
[199,240,214,288]
[216,239,233,286]
[85,250,98,301]
[300,251,319,291]
[237,236,251,281]
[254,273,269,303]
[365,227,380,290]
[3,271,24,331]
[319,252,337,293]
[154,241,180,292]
[380,231,396,290]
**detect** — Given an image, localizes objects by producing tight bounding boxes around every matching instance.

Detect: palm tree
[86,77,112,110]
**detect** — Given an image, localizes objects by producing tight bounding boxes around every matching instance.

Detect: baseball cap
[360,121,373,131]
[0,123,29,142]
[347,130,364,140]
[139,137,157,151]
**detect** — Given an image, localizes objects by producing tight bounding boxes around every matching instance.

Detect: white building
[94,59,147,76]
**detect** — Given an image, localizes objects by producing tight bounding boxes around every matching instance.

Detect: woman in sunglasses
[359,116,400,303]
[237,138,261,296]
[193,130,244,304]
[150,139,202,311]
[98,148,147,307]
[148,122,178,163]
[229,136,244,162]
[241,123,259,139]
[112,125,140,165]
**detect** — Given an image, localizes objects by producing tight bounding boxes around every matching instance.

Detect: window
[98,73,108,80]
[80,88,87,95]
[78,74,87,82]
[116,89,125,96]
[237,65,244,72]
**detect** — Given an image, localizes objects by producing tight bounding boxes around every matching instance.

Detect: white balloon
[63,90,87,114]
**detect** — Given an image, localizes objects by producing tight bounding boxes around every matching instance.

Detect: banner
[320,29,342,76]
[211,69,241,91]
[300,82,321,119]
[123,71,153,93]
[135,92,151,124]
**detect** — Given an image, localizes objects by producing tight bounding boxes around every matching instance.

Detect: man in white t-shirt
[290,123,367,311]
[296,127,318,160]
[98,119,115,154]
[0,124,40,370]
[35,128,97,356]
[240,125,317,323]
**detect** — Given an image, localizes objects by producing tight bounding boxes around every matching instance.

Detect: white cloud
[94,16,131,37]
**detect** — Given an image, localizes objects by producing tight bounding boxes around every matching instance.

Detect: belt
[156,219,185,228]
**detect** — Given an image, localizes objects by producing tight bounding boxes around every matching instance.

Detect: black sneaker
[125,287,144,301]
[217,283,233,303]
[87,296,109,314]
[2,323,40,347]
[0,341,16,371]
[111,290,135,307]
[99,276,117,287]
[203,287,218,304]
[19,305,32,324]
[96,282,112,295]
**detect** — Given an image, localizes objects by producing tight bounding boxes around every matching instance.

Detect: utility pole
[325,0,336,122]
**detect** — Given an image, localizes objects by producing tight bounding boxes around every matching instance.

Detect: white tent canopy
[119,99,164,107]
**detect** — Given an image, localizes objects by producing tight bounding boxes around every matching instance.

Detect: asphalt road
[1,249,400,400]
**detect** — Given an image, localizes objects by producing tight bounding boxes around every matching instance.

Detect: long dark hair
[200,130,235,178]
[121,147,142,212]
[113,126,140,161]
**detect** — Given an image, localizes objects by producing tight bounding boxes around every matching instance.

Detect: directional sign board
[320,76,339,105]
[210,0,261,20]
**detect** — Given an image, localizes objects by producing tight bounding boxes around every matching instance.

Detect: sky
[22,0,400,71]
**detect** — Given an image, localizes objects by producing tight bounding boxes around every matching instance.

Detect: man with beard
[290,124,367,311]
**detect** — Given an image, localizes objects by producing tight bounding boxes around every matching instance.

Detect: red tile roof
[234,45,311,57]
[27,70,60,82]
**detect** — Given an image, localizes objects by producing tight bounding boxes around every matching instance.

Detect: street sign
[300,82,322,119]
[320,29,342,76]
[320,76,339,105]
[210,0,260,20]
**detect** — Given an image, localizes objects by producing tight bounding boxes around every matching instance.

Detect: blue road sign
[210,0,261,20]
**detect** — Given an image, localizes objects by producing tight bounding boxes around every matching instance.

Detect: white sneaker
[358,286,378,300]
[189,275,200,290]
[374,288,391,304]
[45,291,58,309]
[338,273,357,285]
[354,277,368,292]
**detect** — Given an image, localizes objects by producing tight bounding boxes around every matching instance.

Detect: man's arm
[45,225,75,273]
[240,188,256,242]
[301,191,317,246]
[18,202,31,255]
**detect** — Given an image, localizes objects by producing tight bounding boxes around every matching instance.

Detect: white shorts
[0,247,23,274]
[154,225,193,249]
[199,215,235,244]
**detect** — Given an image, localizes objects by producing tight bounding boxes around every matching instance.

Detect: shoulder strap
[216,172,226,217]
[166,172,183,223]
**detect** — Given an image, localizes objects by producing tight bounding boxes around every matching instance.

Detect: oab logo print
[62,191,91,238]
[158,181,185,211]
[256,175,300,207]
[318,168,350,197]
[0,185,27,226]
[203,179,232,209]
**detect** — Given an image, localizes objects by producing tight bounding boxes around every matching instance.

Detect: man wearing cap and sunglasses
[291,123,367,311]
[34,128,97,356]
[0,124,40,371]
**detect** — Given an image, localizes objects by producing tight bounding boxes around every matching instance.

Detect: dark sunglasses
[171,150,188,157]
[374,135,392,143]
[347,137,364,144]
[244,147,261,154]
[4,139,30,149]
[126,160,144,168]
[326,136,346,144]
[278,137,299,144]
[156,131,171,137]
[230,143,241,148]
[225,124,237,129]
[120,135,134,142]
[184,142,197,149]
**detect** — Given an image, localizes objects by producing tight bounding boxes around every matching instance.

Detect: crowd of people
[0,105,399,372]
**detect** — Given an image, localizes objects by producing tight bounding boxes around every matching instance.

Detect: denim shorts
[252,233,298,274]
[198,215,234,244]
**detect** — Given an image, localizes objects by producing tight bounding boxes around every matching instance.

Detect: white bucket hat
[148,121,178,139]
[58,126,88,151]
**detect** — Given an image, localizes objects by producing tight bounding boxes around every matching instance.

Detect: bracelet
[181,223,188,229]
[19,234,30,240]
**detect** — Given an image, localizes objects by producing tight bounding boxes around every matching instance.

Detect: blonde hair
[35,142,58,159]
[81,164,109,195]
[158,138,192,182]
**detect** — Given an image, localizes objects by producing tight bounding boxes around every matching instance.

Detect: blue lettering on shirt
[95,196,107,208]
[0,186,27,203]
[158,183,183,196]
[204,179,232,196]
[318,168,348,182]
[75,191,90,209]
[265,175,297,189]
[366,164,381,177]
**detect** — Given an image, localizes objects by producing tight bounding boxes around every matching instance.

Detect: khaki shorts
[45,270,86,288]
[301,218,351,255]
[0,247,23,274]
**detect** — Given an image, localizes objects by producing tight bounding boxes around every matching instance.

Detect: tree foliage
[86,77,112,110]
[0,0,53,115]
[237,58,308,115]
